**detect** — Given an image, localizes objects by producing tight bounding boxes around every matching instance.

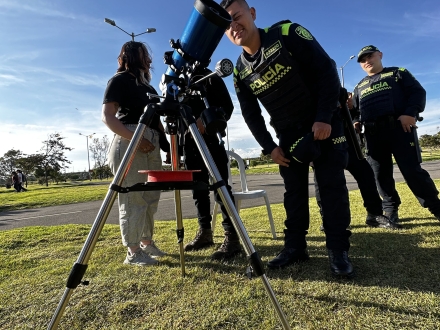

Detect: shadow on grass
[174,224,440,295]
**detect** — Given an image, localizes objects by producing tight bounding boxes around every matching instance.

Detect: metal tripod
[47,89,291,330]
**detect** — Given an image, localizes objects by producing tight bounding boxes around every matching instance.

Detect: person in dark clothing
[351,45,440,224]
[220,0,353,277]
[315,81,400,230]
[181,67,241,261]
[12,171,20,192]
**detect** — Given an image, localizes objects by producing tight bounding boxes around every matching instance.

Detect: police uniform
[233,21,352,271]
[353,55,440,219]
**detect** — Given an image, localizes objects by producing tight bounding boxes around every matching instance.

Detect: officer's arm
[286,24,340,125]
[401,68,426,116]
[235,75,278,155]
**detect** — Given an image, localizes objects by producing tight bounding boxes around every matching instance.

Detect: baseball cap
[288,132,321,164]
[357,45,380,62]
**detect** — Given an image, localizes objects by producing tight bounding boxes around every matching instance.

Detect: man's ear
[379,52,383,60]
[250,7,256,21]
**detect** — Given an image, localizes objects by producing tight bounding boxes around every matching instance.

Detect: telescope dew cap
[289,132,321,164]
[357,45,380,62]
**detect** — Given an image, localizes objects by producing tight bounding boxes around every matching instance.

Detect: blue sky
[1,0,439,172]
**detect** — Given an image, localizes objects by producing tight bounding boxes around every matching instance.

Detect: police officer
[315,69,400,230]
[220,0,353,277]
[181,67,242,261]
[352,45,440,223]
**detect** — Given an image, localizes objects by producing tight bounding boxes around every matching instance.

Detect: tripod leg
[169,134,185,276]
[187,123,291,330]
[47,123,149,330]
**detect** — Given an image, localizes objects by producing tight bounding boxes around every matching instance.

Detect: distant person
[102,40,171,266]
[220,0,354,277]
[17,170,27,192]
[352,45,440,223]
[11,171,20,192]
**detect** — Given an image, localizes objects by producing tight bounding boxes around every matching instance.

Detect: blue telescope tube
[165,0,231,77]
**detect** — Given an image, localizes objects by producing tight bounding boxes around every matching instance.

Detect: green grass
[0,181,111,212]
[1,180,440,329]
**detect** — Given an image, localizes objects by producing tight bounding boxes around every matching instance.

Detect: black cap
[288,132,321,164]
[357,45,380,62]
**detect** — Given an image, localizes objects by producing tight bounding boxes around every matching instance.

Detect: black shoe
[184,228,214,251]
[384,210,399,224]
[366,214,402,229]
[211,231,242,261]
[267,248,309,269]
[328,249,354,278]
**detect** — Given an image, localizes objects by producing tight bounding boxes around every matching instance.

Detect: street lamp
[104,18,156,41]
[79,132,95,181]
[340,55,355,88]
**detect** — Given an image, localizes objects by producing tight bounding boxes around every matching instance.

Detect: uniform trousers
[365,120,440,215]
[278,120,351,251]
[315,129,384,216]
[108,125,162,247]
[183,134,236,232]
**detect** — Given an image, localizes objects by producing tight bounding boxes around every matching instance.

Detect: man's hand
[353,121,362,134]
[398,115,417,133]
[164,152,171,164]
[196,117,206,134]
[312,122,331,140]
[270,146,290,167]
[347,92,353,109]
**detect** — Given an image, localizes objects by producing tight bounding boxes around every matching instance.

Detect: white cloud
[0,74,25,87]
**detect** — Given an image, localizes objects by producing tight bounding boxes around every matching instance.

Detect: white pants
[108,125,162,247]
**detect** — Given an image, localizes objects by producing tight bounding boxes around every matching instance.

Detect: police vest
[234,23,311,131]
[356,67,403,122]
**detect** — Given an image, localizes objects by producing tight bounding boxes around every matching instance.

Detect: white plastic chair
[212,150,277,239]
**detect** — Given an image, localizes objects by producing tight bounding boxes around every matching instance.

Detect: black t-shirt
[103,71,170,152]
[103,71,161,128]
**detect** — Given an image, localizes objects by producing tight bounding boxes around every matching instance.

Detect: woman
[102,41,170,266]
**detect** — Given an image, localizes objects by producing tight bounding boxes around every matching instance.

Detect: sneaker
[366,214,402,229]
[140,241,167,258]
[124,249,158,266]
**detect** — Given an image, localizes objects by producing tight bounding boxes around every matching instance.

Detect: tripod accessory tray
[139,170,200,182]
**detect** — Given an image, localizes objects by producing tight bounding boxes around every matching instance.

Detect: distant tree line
[0,133,112,187]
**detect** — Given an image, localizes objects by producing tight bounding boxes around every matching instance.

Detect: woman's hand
[139,138,155,153]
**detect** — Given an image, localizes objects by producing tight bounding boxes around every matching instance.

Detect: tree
[419,130,440,154]
[39,133,73,186]
[16,154,45,186]
[0,149,24,182]
[259,152,272,167]
[89,136,110,180]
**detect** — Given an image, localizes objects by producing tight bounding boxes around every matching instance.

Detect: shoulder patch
[399,67,407,72]
[295,26,313,40]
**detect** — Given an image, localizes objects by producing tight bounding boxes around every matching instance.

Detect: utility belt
[363,115,399,134]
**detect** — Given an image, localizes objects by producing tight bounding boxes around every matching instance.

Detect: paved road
[1,161,439,231]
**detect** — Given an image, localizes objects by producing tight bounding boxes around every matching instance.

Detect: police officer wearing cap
[352,45,440,224]
[220,0,353,277]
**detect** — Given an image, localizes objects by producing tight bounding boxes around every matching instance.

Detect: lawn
[1,180,439,329]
